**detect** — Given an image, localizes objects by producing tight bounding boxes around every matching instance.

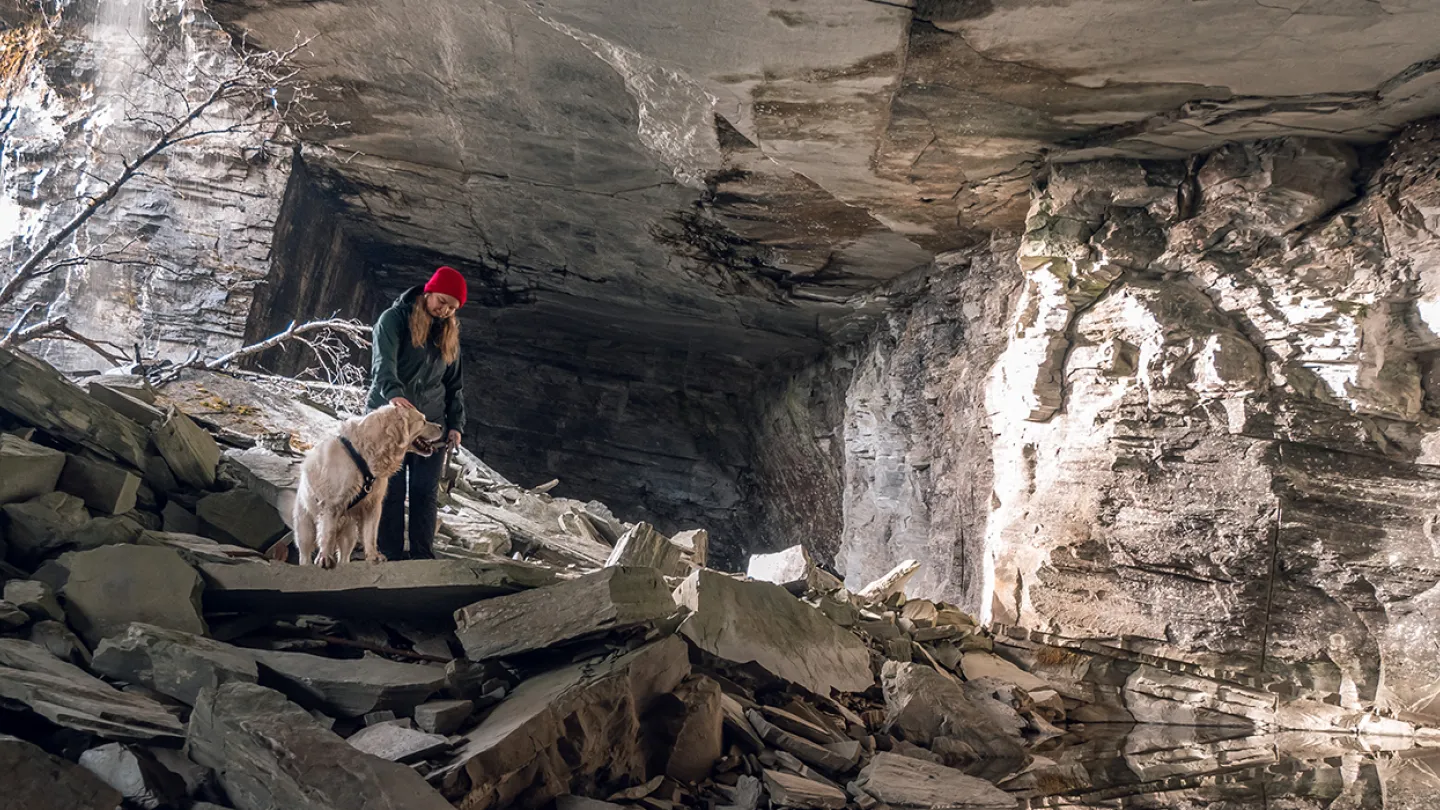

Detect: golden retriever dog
[293,404,444,567]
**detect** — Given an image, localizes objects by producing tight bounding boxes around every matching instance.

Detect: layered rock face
[1,0,289,368]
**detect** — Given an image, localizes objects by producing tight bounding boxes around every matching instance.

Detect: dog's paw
[319,555,337,570]
[366,552,388,564]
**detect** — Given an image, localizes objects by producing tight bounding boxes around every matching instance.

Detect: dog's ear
[380,406,411,449]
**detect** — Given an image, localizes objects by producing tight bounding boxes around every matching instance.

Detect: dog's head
[374,404,445,456]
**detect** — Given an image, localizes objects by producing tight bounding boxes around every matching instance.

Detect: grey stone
[253,649,446,718]
[39,545,206,648]
[665,675,723,784]
[0,347,148,467]
[28,619,91,665]
[2,491,91,566]
[160,501,201,534]
[762,770,847,810]
[880,662,1025,761]
[0,639,184,741]
[5,579,63,621]
[853,753,1013,809]
[142,455,180,497]
[221,447,300,512]
[78,743,188,810]
[746,709,856,775]
[68,516,145,553]
[92,623,259,707]
[413,699,473,735]
[747,545,814,590]
[152,410,220,491]
[198,558,558,619]
[0,599,28,630]
[674,569,874,695]
[603,522,685,575]
[136,531,265,566]
[556,798,627,810]
[93,373,158,404]
[84,382,165,427]
[454,566,675,661]
[443,637,690,810]
[346,723,451,762]
[188,682,454,810]
[0,434,66,505]
[0,734,123,810]
[196,490,286,550]
[58,454,142,515]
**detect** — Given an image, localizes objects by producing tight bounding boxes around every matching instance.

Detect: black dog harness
[339,436,376,510]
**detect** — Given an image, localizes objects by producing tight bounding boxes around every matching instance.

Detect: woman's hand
[390,397,415,410]
[446,430,462,450]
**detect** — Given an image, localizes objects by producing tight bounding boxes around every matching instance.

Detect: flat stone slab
[0,347,148,468]
[92,623,259,707]
[253,649,447,718]
[763,769,847,809]
[196,489,286,550]
[675,569,874,695]
[347,722,452,762]
[198,558,558,619]
[414,699,473,735]
[58,454,141,516]
[454,566,675,661]
[4,579,63,622]
[747,545,814,589]
[0,639,184,742]
[2,735,122,810]
[854,753,1014,808]
[881,662,1025,761]
[188,683,454,810]
[0,434,66,505]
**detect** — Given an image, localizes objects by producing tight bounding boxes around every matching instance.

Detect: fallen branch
[153,317,371,385]
[0,313,132,366]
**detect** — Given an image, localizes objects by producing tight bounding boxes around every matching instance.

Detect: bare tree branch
[152,317,371,385]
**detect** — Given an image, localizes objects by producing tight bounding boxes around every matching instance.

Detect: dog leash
[339,435,377,510]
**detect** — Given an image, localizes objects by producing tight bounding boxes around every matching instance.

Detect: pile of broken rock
[0,345,1062,810]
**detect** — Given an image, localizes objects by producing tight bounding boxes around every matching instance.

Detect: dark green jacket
[366,286,466,434]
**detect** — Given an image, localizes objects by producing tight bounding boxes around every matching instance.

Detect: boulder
[747,546,814,590]
[0,639,184,741]
[454,566,675,661]
[28,619,91,665]
[0,347,148,467]
[151,410,220,490]
[2,491,91,566]
[853,753,1013,808]
[92,373,158,404]
[78,743,188,810]
[161,501,200,534]
[188,682,454,810]
[222,447,300,513]
[138,531,265,566]
[37,545,206,647]
[414,699,473,735]
[1,735,123,810]
[92,624,259,707]
[670,528,709,569]
[58,455,142,515]
[880,662,1025,760]
[141,455,179,496]
[196,490,286,550]
[0,599,28,629]
[0,434,66,505]
[253,649,446,718]
[674,570,874,695]
[665,675,724,783]
[69,516,145,552]
[4,578,63,621]
[346,722,452,762]
[603,522,684,575]
[444,636,690,810]
[762,770,847,809]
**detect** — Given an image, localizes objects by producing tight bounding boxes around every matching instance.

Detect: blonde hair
[409,294,460,365]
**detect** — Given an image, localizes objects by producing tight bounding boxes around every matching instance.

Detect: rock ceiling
[211,0,1440,366]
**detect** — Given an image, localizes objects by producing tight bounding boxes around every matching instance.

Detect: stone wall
[1,0,289,370]
[984,126,1440,717]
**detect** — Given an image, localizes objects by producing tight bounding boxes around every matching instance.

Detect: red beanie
[424,266,467,307]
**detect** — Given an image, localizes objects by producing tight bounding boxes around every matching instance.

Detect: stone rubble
[2,344,1438,810]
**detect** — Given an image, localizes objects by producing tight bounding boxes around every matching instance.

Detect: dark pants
[377,451,445,560]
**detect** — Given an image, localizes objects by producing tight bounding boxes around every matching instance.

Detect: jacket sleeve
[443,350,466,436]
[371,310,408,403]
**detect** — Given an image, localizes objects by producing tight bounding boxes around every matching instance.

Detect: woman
[367,265,467,560]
